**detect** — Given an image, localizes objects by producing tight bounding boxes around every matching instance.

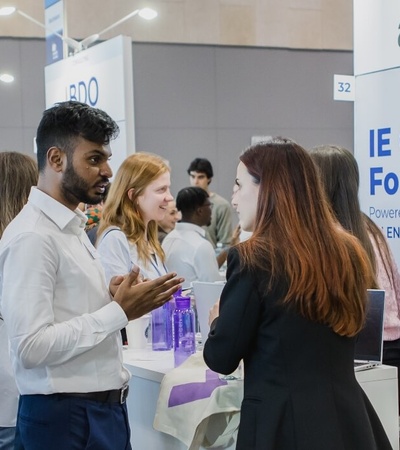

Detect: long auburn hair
[97,152,170,267]
[238,139,375,337]
[0,152,38,238]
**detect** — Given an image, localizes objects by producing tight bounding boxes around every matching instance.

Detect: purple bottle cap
[175,295,190,309]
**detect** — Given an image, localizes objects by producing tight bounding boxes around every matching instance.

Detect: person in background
[310,144,400,410]
[162,187,224,289]
[0,101,182,450]
[85,182,111,245]
[0,152,38,450]
[97,152,174,284]
[187,157,232,249]
[203,138,391,450]
[158,200,181,244]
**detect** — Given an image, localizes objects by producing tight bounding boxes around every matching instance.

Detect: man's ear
[194,206,203,218]
[47,147,65,172]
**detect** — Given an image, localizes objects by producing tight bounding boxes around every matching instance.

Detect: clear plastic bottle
[173,294,196,367]
[151,301,173,351]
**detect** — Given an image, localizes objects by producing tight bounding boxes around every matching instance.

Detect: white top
[0,188,130,395]
[0,319,18,426]
[162,222,223,289]
[97,228,168,284]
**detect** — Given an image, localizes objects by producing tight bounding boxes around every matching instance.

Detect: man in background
[187,157,232,249]
[162,187,223,289]
[157,200,181,244]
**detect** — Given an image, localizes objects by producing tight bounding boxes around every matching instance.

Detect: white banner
[354,0,400,75]
[44,35,135,175]
[355,69,400,265]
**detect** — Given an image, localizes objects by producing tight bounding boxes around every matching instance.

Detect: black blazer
[203,248,392,450]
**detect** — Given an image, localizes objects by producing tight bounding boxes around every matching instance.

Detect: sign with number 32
[333,74,355,101]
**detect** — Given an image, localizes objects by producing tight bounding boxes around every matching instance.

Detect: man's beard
[61,161,105,206]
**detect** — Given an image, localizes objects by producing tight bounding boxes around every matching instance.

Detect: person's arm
[215,224,241,268]
[216,249,227,268]
[1,232,182,369]
[203,248,261,374]
[1,232,124,369]
[215,203,233,247]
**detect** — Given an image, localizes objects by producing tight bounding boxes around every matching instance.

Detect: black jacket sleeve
[203,247,262,374]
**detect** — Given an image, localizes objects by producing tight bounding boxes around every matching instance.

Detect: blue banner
[44,0,60,8]
[44,0,64,64]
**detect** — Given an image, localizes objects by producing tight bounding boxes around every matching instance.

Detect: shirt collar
[175,222,207,237]
[28,187,87,232]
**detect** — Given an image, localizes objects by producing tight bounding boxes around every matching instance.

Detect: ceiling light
[138,8,158,20]
[0,6,16,16]
[0,73,14,83]
[0,6,158,56]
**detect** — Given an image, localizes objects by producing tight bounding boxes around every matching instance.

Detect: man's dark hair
[187,158,213,179]
[36,101,119,172]
[176,187,209,215]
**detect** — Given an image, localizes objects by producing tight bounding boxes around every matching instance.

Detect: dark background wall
[0,38,353,202]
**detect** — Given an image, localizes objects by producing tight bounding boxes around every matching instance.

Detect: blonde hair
[97,152,170,266]
[0,152,38,238]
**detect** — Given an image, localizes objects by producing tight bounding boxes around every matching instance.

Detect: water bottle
[173,293,196,367]
[151,301,173,351]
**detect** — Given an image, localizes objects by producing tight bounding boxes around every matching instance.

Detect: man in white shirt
[0,101,182,450]
[162,187,224,289]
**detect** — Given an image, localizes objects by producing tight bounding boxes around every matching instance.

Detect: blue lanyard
[148,253,168,277]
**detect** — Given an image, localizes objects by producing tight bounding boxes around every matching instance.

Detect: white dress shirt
[0,188,130,395]
[162,222,224,289]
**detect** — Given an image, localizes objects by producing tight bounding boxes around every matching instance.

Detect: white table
[123,349,399,450]
[356,364,399,450]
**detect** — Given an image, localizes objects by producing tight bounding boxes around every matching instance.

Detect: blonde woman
[97,152,174,349]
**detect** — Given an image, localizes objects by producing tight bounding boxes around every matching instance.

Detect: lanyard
[148,253,168,278]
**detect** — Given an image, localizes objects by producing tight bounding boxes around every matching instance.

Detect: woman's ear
[127,188,135,201]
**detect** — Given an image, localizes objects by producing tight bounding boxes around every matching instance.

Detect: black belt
[58,385,129,404]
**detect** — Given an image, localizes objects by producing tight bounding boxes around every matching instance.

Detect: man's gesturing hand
[113,269,184,321]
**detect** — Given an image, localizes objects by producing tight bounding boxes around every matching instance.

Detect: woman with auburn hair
[310,144,400,410]
[0,152,38,450]
[203,138,391,450]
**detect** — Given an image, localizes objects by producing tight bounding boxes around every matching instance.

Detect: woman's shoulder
[97,226,127,248]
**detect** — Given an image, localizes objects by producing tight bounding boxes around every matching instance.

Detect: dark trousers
[14,394,132,450]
